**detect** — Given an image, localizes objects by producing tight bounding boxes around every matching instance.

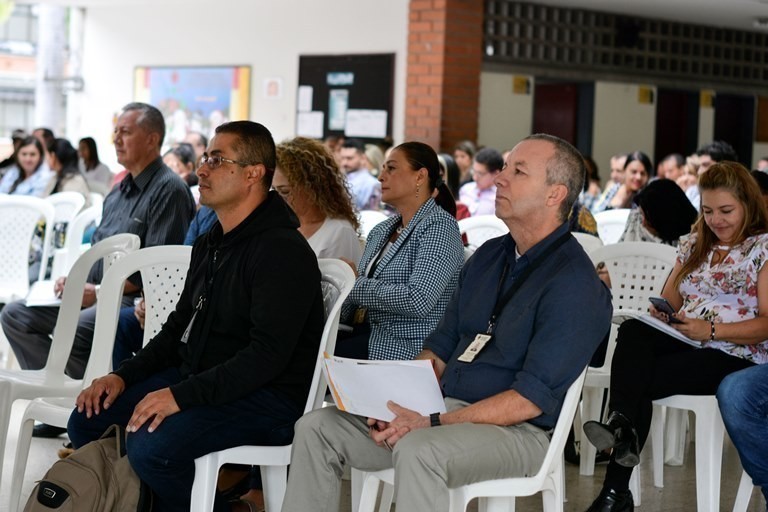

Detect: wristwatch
[429,412,441,427]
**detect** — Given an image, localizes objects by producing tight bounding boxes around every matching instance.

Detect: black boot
[583,411,640,467]
[585,488,634,512]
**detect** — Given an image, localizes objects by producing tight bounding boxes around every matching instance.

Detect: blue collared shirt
[424,222,612,429]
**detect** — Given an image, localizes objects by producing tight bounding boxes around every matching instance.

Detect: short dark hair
[33,127,55,146]
[78,137,101,170]
[634,179,697,243]
[697,140,738,163]
[454,140,476,158]
[121,102,166,150]
[664,153,685,167]
[187,131,208,148]
[474,147,504,173]
[751,170,768,194]
[341,138,365,154]
[523,133,585,222]
[625,151,654,178]
[214,121,276,189]
[169,142,196,167]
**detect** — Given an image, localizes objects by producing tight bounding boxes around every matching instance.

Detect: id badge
[353,307,367,325]
[458,333,492,363]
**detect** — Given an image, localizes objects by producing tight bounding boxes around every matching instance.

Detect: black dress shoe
[583,411,640,467]
[585,488,634,512]
[32,423,67,438]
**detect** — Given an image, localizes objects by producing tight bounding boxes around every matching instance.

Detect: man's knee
[393,428,441,472]
[1,300,26,331]
[294,407,339,443]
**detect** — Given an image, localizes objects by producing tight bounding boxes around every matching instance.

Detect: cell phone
[649,297,683,324]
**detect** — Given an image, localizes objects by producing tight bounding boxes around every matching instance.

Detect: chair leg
[351,468,365,512]
[650,403,665,488]
[190,454,219,512]
[579,386,603,476]
[694,408,725,512]
[663,408,687,466]
[378,482,394,512]
[357,472,382,512]
[629,467,641,507]
[732,470,753,512]
[9,415,35,512]
[261,465,288,512]
[0,384,13,486]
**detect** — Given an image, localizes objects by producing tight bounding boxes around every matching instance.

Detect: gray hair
[121,102,165,150]
[523,133,585,222]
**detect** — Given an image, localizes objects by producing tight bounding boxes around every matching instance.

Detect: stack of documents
[25,280,61,307]
[612,311,700,348]
[323,354,446,421]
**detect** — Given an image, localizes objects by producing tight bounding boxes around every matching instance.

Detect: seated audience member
[1,102,194,393]
[584,161,768,512]
[569,201,599,237]
[459,147,504,217]
[759,156,768,172]
[659,153,685,183]
[618,179,697,246]
[685,140,738,208]
[363,143,384,178]
[751,170,768,209]
[336,142,464,361]
[453,139,476,185]
[44,138,92,207]
[0,136,52,196]
[183,130,208,162]
[68,121,325,512]
[592,151,652,213]
[340,138,381,211]
[78,137,113,196]
[717,364,768,508]
[281,134,612,511]
[438,153,469,221]
[0,129,28,176]
[676,156,700,194]
[579,155,602,212]
[274,137,362,263]
[592,153,627,214]
[163,142,198,187]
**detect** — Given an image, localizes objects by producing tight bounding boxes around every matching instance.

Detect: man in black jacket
[68,121,325,512]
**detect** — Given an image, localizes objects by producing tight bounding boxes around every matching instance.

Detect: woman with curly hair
[274,136,362,264]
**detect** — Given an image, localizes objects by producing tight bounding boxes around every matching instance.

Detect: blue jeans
[717,364,768,505]
[68,368,303,512]
[113,306,144,369]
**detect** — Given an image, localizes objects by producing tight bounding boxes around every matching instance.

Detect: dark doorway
[533,81,594,156]
[655,89,699,163]
[714,93,755,167]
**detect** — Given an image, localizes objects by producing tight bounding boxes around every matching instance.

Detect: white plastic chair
[644,395,725,512]
[0,233,139,491]
[353,368,588,512]
[732,469,754,512]
[89,192,104,212]
[49,205,103,279]
[189,259,356,512]
[8,244,191,512]
[0,196,56,303]
[594,209,631,245]
[457,215,509,251]
[358,211,389,239]
[46,191,86,226]
[579,242,678,477]
[572,232,604,255]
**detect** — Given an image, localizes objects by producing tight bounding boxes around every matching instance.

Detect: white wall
[477,72,534,152]
[698,103,715,150]
[754,142,768,169]
[67,0,409,170]
[592,81,656,183]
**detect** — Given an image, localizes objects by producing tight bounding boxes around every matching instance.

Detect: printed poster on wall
[345,109,388,138]
[328,89,349,130]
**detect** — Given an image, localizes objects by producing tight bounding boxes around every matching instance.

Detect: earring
[415,183,421,196]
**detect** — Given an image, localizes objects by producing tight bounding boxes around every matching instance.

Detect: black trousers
[603,319,754,490]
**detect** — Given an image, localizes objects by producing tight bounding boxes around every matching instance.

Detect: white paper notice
[25,280,61,307]
[296,111,324,139]
[297,86,313,113]
[345,109,388,138]
[328,89,349,130]
[323,355,445,422]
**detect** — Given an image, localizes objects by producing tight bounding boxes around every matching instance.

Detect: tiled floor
[1,400,765,512]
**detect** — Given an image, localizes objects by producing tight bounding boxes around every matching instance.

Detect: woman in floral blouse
[583,161,768,512]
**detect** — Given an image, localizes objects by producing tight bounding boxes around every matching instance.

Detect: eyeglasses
[198,154,250,170]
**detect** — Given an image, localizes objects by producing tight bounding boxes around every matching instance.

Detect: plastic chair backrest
[0,195,56,298]
[594,208,631,244]
[89,192,104,212]
[83,245,191,383]
[358,211,389,239]
[305,259,356,414]
[44,234,141,381]
[46,191,86,225]
[457,215,509,250]
[52,205,103,277]
[572,232,604,255]
[588,241,678,316]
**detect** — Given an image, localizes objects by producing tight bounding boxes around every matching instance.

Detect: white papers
[296,111,325,138]
[323,354,446,422]
[328,89,349,130]
[613,311,701,348]
[297,86,313,112]
[345,109,388,138]
[25,280,61,307]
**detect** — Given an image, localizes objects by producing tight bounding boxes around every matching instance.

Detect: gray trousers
[282,398,551,512]
[0,296,133,379]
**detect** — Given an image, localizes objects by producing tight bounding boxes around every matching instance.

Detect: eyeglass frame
[198,153,255,170]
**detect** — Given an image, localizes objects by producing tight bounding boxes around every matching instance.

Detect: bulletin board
[295,54,394,142]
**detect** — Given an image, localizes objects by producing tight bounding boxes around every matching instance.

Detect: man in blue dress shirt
[281,133,613,512]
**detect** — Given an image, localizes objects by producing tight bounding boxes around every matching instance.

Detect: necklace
[396,224,404,234]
